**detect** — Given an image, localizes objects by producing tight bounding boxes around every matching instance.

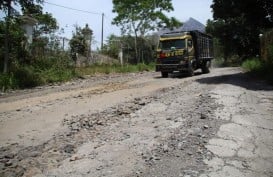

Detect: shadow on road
[196,72,273,91]
[154,71,204,79]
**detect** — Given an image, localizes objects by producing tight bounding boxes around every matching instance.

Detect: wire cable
[44,1,102,15]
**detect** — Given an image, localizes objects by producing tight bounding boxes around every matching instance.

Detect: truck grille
[159,57,181,64]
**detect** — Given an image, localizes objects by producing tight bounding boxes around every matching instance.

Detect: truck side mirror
[187,40,193,48]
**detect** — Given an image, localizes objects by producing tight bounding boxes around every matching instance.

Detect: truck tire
[161,72,168,78]
[188,64,194,77]
[201,61,210,74]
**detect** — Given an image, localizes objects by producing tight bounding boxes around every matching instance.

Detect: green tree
[206,19,237,62]
[102,33,158,64]
[0,0,45,73]
[208,0,273,61]
[19,3,59,59]
[21,3,58,36]
[112,0,181,63]
[0,0,43,10]
[102,34,120,59]
[69,25,88,62]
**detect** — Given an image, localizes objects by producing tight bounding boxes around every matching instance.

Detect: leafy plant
[242,58,262,72]
[75,63,155,76]
[112,0,181,62]
[242,58,273,84]
[13,65,44,88]
[207,0,273,61]
[0,73,16,91]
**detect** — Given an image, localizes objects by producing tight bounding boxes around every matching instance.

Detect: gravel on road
[0,68,272,177]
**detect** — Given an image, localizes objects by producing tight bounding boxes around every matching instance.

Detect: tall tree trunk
[3,0,11,73]
[132,21,139,64]
[134,32,138,63]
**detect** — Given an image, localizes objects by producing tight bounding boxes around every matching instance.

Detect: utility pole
[101,13,104,51]
[3,0,11,73]
[62,37,65,51]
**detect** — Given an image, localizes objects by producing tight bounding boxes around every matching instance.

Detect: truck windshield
[159,39,185,50]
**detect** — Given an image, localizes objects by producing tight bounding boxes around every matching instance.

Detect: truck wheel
[188,64,194,77]
[161,72,168,78]
[202,61,210,74]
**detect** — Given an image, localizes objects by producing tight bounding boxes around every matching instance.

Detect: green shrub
[14,65,45,88]
[212,55,243,67]
[41,68,75,83]
[1,61,155,91]
[76,63,155,76]
[33,55,72,70]
[212,57,225,67]
[0,73,17,91]
[242,58,273,84]
[242,58,262,72]
[115,65,136,73]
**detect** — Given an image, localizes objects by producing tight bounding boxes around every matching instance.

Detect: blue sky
[42,0,213,48]
[1,0,213,49]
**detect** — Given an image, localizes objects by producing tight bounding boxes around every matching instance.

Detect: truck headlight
[179,60,186,65]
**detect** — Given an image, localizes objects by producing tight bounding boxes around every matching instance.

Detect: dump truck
[155,30,213,77]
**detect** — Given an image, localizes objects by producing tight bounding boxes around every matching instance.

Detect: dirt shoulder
[0,71,195,147]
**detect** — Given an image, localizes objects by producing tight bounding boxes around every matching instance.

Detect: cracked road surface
[0,67,272,177]
[200,75,273,177]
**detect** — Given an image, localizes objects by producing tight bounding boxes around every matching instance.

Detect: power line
[44,1,105,50]
[44,1,101,15]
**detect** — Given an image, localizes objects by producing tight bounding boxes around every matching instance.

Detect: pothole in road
[0,82,227,177]
[0,95,154,177]
[127,89,227,177]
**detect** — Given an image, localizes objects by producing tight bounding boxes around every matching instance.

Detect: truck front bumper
[156,64,188,72]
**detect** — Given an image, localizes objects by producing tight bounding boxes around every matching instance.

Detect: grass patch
[0,54,76,91]
[40,68,75,83]
[213,56,242,67]
[242,58,273,84]
[0,65,76,90]
[0,73,17,91]
[75,63,155,76]
[0,62,155,91]
[242,58,262,72]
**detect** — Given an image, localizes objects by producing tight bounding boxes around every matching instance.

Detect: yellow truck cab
[155,30,213,77]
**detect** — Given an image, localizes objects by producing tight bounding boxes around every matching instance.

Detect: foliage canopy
[207,0,273,60]
[112,0,181,36]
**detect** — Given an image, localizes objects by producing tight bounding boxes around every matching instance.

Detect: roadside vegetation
[242,58,273,84]
[242,44,273,84]
[0,62,155,90]
[0,0,178,91]
[75,63,155,76]
[1,0,272,91]
[207,0,272,84]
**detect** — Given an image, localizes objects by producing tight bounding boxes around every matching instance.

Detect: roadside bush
[0,53,76,91]
[242,58,273,84]
[33,54,73,70]
[212,57,225,67]
[41,68,75,83]
[242,58,262,72]
[76,63,155,76]
[14,65,45,88]
[212,55,242,68]
[137,63,150,71]
[1,61,155,91]
[0,73,17,91]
